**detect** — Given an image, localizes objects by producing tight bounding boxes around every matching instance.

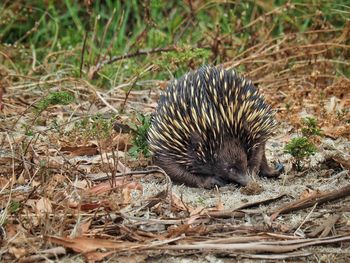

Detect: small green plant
[128,112,151,158]
[22,124,34,136]
[285,117,323,171]
[196,196,206,206]
[35,91,75,113]
[8,200,21,213]
[284,137,317,171]
[73,114,113,139]
[301,117,323,137]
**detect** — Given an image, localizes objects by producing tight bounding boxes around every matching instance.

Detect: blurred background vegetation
[1,0,349,88]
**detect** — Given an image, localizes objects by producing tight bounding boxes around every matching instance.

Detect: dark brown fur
[248,143,281,178]
[155,137,279,189]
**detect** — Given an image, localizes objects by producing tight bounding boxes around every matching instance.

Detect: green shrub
[284,137,317,171]
[128,112,151,158]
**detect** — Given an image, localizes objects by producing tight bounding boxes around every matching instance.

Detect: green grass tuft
[35,91,75,113]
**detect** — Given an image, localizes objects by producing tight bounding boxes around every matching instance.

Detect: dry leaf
[112,133,132,152]
[6,224,18,239]
[86,180,142,195]
[122,187,132,203]
[190,206,205,216]
[0,176,9,188]
[60,145,99,157]
[74,179,88,189]
[36,197,53,216]
[76,220,92,236]
[299,189,319,200]
[16,171,26,184]
[84,251,115,263]
[9,246,27,258]
[171,193,194,213]
[167,224,190,238]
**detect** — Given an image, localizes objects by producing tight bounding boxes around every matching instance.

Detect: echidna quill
[148,66,282,189]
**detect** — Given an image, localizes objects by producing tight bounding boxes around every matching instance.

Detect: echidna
[148,65,281,189]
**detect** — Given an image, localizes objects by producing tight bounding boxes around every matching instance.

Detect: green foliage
[35,91,74,113]
[301,117,323,137]
[22,124,34,136]
[284,137,317,171]
[0,201,21,226]
[285,137,317,160]
[128,113,151,158]
[8,201,21,214]
[285,116,324,171]
[1,1,348,80]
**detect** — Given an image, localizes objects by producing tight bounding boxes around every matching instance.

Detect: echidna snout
[214,138,250,187]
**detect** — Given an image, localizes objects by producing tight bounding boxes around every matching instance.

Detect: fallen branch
[239,251,312,260]
[235,193,287,210]
[161,235,350,253]
[19,247,66,263]
[270,184,350,220]
[308,213,341,238]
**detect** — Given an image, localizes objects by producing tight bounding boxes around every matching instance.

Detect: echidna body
[148,66,280,189]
